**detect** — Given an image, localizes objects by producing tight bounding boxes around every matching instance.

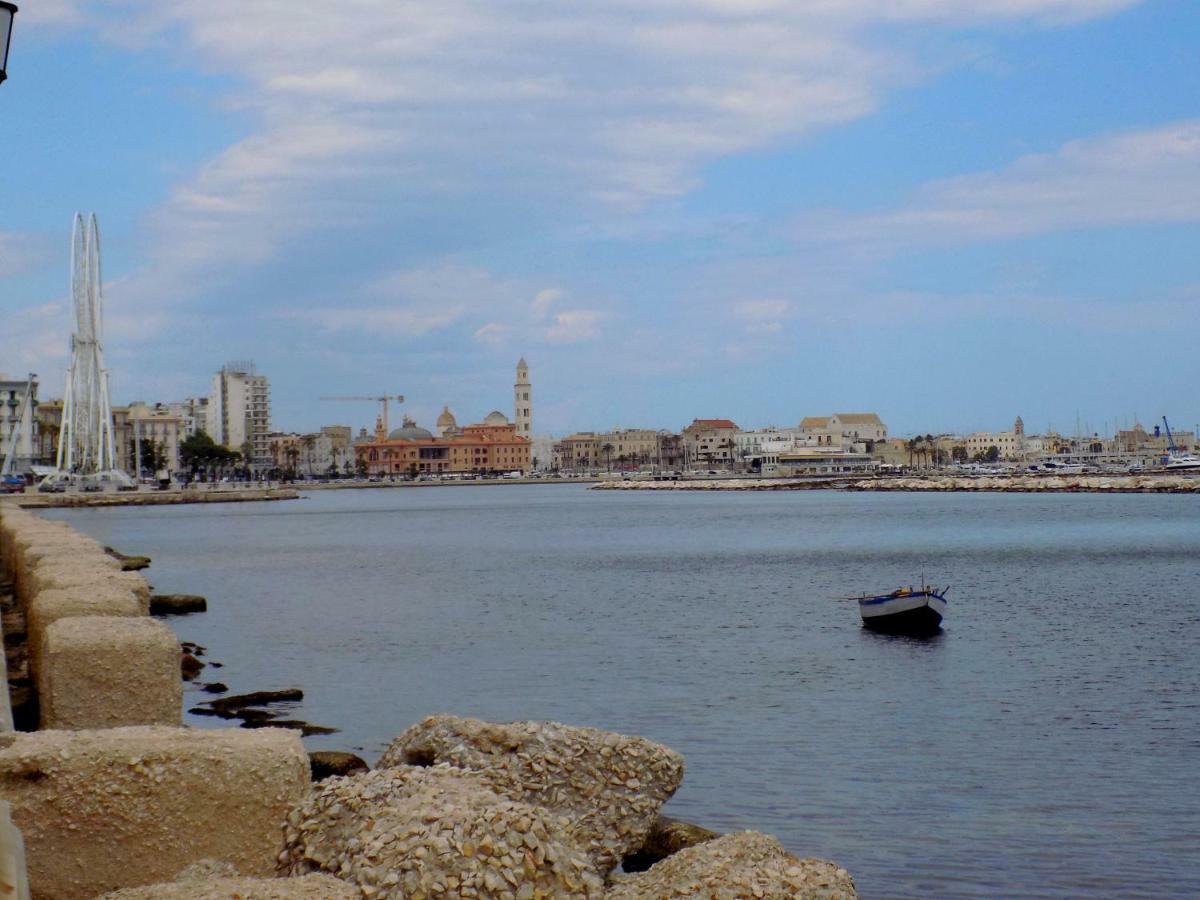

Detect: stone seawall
[15,487,299,509]
[0,505,858,898]
[592,475,1200,493]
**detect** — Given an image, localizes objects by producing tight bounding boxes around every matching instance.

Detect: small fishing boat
[853,583,948,634]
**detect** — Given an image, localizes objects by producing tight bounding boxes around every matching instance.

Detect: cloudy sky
[2,0,1197,437]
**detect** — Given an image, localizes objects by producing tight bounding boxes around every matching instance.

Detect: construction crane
[319,395,404,434]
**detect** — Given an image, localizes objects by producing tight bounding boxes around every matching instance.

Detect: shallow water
[46,485,1200,898]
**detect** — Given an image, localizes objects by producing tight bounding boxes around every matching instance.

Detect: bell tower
[514,358,531,438]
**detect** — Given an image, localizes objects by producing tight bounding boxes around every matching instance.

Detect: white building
[168,397,209,437]
[514,358,532,439]
[0,374,38,473]
[206,362,271,468]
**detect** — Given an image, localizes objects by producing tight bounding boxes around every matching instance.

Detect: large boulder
[282,764,604,898]
[608,831,856,899]
[378,715,684,872]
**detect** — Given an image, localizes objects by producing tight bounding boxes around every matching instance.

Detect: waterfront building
[436,406,459,437]
[167,397,209,437]
[772,448,878,476]
[554,432,600,473]
[656,432,685,471]
[682,419,740,469]
[597,428,659,470]
[206,362,271,469]
[964,430,1022,460]
[514,358,532,439]
[799,413,887,447]
[0,374,39,473]
[268,432,303,471]
[356,411,531,476]
[126,402,184,475]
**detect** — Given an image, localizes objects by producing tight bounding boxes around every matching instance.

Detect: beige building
[682,419,740,469]
[207,363,271,468]
[126,402,184,475]
[554,433,601,472]
[800,413,887,447]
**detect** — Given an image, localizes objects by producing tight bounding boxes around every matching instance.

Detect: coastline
[591,473,1200,493]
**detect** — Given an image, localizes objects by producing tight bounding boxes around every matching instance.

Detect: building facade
[357,411,531,476]
[126,402,184,475]
[682,418,740,468]
[800,413,887,447]
[207,363,271,468]
[0,374,39,473]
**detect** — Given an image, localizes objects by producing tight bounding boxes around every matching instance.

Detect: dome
[436,405,457,427]
[484,410,509,426]
[388,415,433,441]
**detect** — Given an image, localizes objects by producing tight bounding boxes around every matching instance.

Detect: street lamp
[0,2,17,85]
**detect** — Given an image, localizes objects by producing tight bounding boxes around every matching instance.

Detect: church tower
[514,358,531,438]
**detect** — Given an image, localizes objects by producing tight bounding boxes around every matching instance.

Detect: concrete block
[0,726,311,899]
[26,586,146,680]
[30,562,150,612]
[38,617,182,730]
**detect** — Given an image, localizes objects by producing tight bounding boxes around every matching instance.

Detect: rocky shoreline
[0,502,858,897]
[13,487,299,509]
[592,474,1200,493]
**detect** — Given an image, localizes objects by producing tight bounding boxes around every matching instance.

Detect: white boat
[853,584,948,634]
[1164,454,1200,471]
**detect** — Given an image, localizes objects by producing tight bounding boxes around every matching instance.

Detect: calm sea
[44,485,1200,898]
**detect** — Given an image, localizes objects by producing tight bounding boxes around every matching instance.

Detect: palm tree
[601,443,614,472]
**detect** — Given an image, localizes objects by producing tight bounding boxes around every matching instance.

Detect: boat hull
[858,592,946,634]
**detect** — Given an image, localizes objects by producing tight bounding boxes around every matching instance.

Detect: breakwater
[0,502,856,897]
[15,486,298,509]
[592,474,1200,493]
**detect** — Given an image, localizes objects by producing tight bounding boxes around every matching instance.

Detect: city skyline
[2,1,1198,436]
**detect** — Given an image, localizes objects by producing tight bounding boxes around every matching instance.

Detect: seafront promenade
[0,501,857,897]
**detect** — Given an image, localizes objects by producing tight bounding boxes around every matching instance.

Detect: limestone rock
[608,831,856,899]
[97,873,359,899]
[282,763,604,898]
[308,751,368,782]
[379,715,685,873]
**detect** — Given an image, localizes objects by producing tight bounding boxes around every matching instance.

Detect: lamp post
[0,3,17,85]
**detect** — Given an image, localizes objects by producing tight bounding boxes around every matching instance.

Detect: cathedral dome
[437,405,457,428]
[388,415,433,441]
[484,410,509,426]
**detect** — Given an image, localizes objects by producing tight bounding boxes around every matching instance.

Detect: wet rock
[105,546,152,571]
[152,594,208,615]
[308,751,369,782]
[202,689,303,713]
[608,831,856,899]
[241,719,339,737]
[202,682,228,694]
[282,764,604,897]
[378,715,685,873]
[180,652,204,681]
[622,815,720,872]
[236,708,280,724]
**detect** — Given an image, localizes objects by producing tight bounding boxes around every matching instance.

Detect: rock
[98,873,359,898]
[180,652,204,681]
[105,546,152,571]
[282,764,604,897]
[202,682,228,694]
[378,715,685,873]
[151,594,208,615]
[202,689,303,713]
[308,750,369,782]
[240,719,339,737]
[607,831,857,899]
[152,595,208,619]
[622,815,719,872]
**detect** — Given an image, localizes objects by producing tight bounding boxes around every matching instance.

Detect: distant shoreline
[592,474,1200,494]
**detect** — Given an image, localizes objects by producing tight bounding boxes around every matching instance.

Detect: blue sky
[2,0,1198,438]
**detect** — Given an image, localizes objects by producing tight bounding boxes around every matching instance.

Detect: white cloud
[0,232,50,279]
[796,120,1200,250]
[544,310,604,343]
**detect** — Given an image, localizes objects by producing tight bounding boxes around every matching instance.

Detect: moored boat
[855,584,948,634]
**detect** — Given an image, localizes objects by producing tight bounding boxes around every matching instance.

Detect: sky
[1,0,1198,438]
